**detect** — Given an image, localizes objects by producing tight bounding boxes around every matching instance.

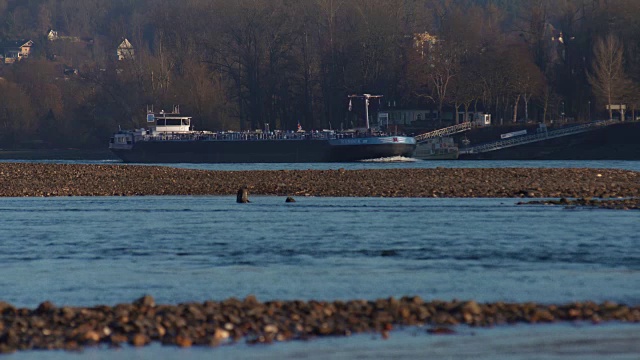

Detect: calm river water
[0,159,639,359]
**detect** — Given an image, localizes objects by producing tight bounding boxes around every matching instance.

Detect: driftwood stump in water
[236,187,250,203]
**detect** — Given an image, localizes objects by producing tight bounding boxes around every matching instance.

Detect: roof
[118,38,133,49]
[0,39,33,48]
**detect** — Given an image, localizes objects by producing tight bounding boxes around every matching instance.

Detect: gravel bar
[1,163,639,199]
[0,296,639,353]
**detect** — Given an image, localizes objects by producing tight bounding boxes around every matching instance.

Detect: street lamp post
[561,101,565,122]
[588,101,591,121]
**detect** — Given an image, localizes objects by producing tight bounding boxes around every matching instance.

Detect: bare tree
[505,45,545,122]
[410,32,462,126]
[587,33,628,121]
[514,0,552,70]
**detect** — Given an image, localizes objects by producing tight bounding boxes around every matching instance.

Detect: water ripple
[0,196,638,309]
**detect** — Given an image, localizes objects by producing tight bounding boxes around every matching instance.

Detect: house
[47,29,87,43]
[117,38,135,61]
[63,67,79,76]
[0,39,33,64]
[47,30,59,41]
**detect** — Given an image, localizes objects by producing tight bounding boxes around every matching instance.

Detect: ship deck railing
[459,119,619,154]
[138,130,401,142]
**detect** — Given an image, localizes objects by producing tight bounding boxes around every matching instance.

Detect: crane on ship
[348,94,383,130]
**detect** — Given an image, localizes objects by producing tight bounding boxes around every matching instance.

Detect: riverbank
[0,163,639,199]
[0,295,638,353]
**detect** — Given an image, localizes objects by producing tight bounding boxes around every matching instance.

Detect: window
[157,119,183,126]
[165,119,182,126]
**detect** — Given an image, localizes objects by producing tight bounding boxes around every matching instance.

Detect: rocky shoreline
[1,296,638,353]
[1,163,639,201]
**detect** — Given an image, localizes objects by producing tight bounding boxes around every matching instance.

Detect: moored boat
[413,137,459,160]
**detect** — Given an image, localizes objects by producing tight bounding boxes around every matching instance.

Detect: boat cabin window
[156,119,188,126]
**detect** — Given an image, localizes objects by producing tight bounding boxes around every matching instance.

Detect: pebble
[0,295,638,353]
[0,164,639,200]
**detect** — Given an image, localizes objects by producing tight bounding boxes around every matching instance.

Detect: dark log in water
[236,187,250,203]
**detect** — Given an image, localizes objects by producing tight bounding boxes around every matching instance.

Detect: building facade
[0,40,33,64]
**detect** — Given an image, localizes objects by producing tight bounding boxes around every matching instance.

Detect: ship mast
[348,94,383,129]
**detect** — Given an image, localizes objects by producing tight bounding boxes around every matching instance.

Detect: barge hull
[111,139,416,163]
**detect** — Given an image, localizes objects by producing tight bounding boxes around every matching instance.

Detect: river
[0,159,639,359]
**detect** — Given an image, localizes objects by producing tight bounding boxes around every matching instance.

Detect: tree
[0,80,37,147]
[514,0,553,71]
[409,32,461,126]
[503,44,545,122]
[313,0,349,130]
[587,34,628,121]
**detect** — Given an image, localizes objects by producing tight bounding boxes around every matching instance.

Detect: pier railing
[414,122,473,142]
[459,120,619,154]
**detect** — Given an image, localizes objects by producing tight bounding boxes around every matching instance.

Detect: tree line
[0,0,639,149]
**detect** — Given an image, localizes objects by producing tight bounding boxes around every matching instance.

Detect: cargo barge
[109,107,416,163]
